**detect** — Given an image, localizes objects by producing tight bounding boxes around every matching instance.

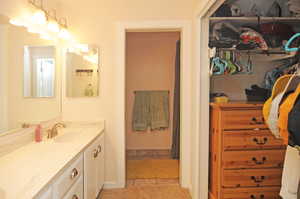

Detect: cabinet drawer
[223,150,285,169]
[222,169,282,188]
[63,176,83,199]
[53,154,83,199]
[222,110,267,130]
[223,130,285,150]
[222,190,280,199]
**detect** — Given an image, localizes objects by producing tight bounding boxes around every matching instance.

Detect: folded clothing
[280,146,300,199]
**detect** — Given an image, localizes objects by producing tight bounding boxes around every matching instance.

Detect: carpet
[126,159,179,179]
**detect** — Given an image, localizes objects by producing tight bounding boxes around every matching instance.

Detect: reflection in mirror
[0,15,60,134]
[66,46,99,97]
[24,46,56,98]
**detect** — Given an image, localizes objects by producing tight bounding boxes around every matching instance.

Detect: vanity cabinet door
[96,134,105,191]
[84,138,99,199]
[35,187,52,199]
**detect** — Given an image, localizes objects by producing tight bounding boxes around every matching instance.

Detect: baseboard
[103,181,125,189]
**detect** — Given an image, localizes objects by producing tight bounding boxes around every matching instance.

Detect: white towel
[280,146,300,199]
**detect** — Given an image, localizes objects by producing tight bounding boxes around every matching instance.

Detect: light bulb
[9,18,24,26]
[47,21,60,33]
[40,33,53,41]
[27,25,41,34]
[31,11,46,25]
[59,28,71,40]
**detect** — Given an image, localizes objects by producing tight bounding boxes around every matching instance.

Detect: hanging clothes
[280,146,300,199]
[278,84,300,144]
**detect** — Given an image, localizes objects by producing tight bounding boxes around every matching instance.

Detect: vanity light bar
[9,0,73,41]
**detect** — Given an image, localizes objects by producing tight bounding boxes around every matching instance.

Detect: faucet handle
[47,129,52,139]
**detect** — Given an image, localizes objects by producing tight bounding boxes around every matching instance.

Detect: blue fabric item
[285,33,300,52]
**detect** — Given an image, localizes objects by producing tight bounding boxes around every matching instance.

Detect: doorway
[125,31,181,186]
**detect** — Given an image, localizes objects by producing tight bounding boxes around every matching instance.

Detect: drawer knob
[250,117,264,125]
[250,194,265,199]
[253,137,268,145]
[72,194,79,199]
[93,149,98,158]
[70,168,79,179]
[252,157,267,165]
[251,176,265,183]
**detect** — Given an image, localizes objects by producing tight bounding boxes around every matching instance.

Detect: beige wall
[57,0,196,185]
[125,32,180,150]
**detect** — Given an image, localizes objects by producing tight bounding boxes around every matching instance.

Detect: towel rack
[134,90,170,94]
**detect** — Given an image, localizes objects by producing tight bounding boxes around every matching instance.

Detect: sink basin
[53,129,83,143]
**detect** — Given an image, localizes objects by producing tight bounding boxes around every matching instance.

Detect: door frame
[195,0,228,199]
[114,20,192,189]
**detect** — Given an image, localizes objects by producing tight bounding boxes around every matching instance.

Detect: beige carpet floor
[126,159,179,179]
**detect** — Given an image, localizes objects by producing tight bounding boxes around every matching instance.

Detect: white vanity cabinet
[35,187,53,199]
[35,155,84,199]
[84,134,105,199]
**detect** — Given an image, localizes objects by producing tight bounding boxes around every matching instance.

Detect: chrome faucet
[47,123,66,139]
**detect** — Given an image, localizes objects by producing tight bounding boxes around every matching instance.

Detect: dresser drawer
[63,176,83,199]
[53,154,83,199]
[223,130,285,150]
[222,110,267,130]
[222,169,282,188]
[222,190,281,199]
[223,150,285,169]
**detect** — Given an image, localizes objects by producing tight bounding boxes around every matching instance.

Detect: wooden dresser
[209,102,286,199]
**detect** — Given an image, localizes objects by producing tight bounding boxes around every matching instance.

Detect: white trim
[103,181,124,189]
[195,1,226,199]
[115,20,193,191]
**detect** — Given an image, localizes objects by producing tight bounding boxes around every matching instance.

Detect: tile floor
[100,180,191,199]
[100,150,190,199]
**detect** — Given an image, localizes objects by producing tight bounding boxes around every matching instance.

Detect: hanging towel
[280,146,300,199]
[132,91,150,131]
[150,91,170,130]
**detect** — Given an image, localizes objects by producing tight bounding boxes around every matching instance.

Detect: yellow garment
[263,75,293,123]
[278,84,300,145]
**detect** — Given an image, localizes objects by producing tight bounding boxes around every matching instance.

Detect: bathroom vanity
[0,122,105,199]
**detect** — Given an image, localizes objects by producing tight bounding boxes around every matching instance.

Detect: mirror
[0,15,61,134]
[24,46,56,98]
[66,46,99,97]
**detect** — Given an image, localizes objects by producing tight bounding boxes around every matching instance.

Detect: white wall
[0,0,62,132]
[0,25,9,132]
[58,0,197,187]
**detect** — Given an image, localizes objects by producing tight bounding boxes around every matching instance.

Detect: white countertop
[0,121,105,199]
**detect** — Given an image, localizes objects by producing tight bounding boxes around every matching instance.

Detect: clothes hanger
[285,33,300,52]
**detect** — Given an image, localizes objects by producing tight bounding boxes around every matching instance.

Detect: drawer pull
[93,149,98,158]
[250,117,264,125]
[97,145,102,153]
[252,157,267,165]
[253,137,268,145]
[250,194,265,199]
[72,194,79,199]
[70,168,79,179]
[251,176,265,183]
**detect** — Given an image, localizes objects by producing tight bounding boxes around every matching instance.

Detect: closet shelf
[210,17,300,23]
[216,48,289,55]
